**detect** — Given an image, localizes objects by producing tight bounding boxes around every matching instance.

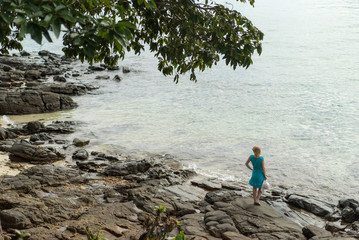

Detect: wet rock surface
[0,90,77,115]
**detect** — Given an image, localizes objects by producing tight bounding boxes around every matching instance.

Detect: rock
[72,149,89,160]
[30,133,53,142]
[0,90,77,115]
[113,75,122,82]
[88,65,106,71]
[0,209,32,229]
[204,190,243,204]
[53,75,66,82]
[24,70,42,80]
[191,180,222,191]
[76,159,111,171]
[325,222,346,233]
[38,50,52,56]
[2,65,13,72]
[9,141,65,163]
[45,121,76,133]
[107,65,120,71]
[104,160,152,176]
[222,231,251,240]
[338,199,359,209]
[20,51,31,56]
[287,194,335,218]
[95,75,110,80]
[73,138,90,147]
[302,225,332,239]
[122,66,131,73]
[21,165,86,186]
[33,83,89,96]
[25,121,45,133]
[0,127,17,140]
[342,206,357,223]
[171,201,196,217]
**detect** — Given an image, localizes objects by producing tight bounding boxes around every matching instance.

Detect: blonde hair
[252,145,261,158]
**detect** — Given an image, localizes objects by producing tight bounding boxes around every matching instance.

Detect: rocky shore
[0,52,358,240]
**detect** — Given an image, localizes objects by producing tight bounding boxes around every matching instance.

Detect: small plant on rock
[140,205,185,240]
[85,226,109,240]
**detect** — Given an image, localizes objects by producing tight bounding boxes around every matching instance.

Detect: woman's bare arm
[261,159,267,180]
[245,156,252,170]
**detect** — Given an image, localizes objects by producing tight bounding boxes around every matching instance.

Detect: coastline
[0,53,358,239]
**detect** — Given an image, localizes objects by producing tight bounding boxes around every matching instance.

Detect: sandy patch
[0,152,23,176]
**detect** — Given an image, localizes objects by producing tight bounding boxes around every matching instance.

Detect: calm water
[9,0,359,202]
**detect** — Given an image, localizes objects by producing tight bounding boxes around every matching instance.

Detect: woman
[245,145,267,205]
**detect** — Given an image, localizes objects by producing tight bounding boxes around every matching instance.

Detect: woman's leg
[252,187,257,204]
[256,188,262,203]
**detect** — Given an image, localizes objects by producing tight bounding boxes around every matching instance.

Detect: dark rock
[30,133,53,142]
[287,194,334,218]
[20,51,31,56]
[0,82,11,88]
[302,225,332,239]
[0,209,32,229]
[113,75,122,82]
[76,159,110,171]
[38,50,52,56]
[73,138,90,147]
[21,165,86,186]
[222,231,251,240]
[53,75,66,82]
[342,206,357,223]
[95,75,110,80]
[45,121,76,133]
[104,160,151,176]
[33,83,89,96]
[2,65,13,72]
[171,201,196,217]
[0,127,17,140]
[191,179,222,191]
[24,70,42,80]
[107,65,120,71]
[88,65,106,71]
[72,72,80,77]
[338,199,359,209]
[25,121,45,133]
[122,66,131,73]
[0,90,77,115]
[9,141,65,163]
[325,222,346,233]
[205,190,242,204]
[72,149,89,160]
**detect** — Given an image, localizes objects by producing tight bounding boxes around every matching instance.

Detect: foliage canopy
[0,0,263,82]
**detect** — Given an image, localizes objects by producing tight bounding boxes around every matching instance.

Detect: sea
[4,0,359,203]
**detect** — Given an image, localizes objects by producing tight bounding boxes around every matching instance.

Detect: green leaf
[30,24,43,44]
[51,19,61,38]
[0,13,10,23]
[42,29,53,42]
[55,4,66,12]
[44,14,53,24]
[83,46,95,58]
[18,23,27,39]
[13,16,25,25]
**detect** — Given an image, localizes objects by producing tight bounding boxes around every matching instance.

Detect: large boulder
[0,127,17,140]
[0,90,77,115]
[9,141,65,163]
[104,160,152,176]
[287,194,335,218]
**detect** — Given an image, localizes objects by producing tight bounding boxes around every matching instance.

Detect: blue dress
[249,155,265,188]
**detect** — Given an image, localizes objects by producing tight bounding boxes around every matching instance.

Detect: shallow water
[6,0,359,202]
